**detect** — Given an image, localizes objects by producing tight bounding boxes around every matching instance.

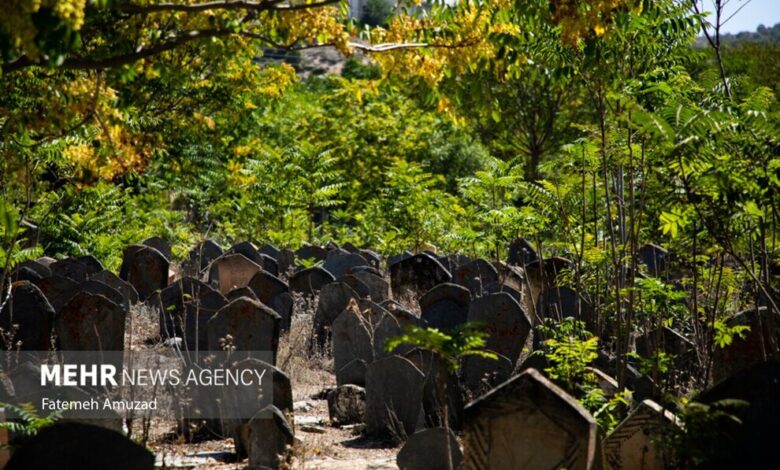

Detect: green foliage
[385,323,498,373]
[341,57,382,80]
[0,402,62,443]
[537,317,599,391]
[361,0,394,27]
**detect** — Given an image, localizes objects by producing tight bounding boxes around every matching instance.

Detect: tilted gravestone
[352,269,389,302]
[332,302,376,386]
[243,405,294,469]
[323,251,369,278]
[397,427,463,470]
[419,283,471,332]
[5,422,154,470]
[467,292,531,366]
[365,355,426,439]
[603,399,679,470]
[207,297,280,364]
[36,275,79,314]
[50,257,94,283]
[697,360,780,468]
[142,236,172,261]
[455,259,499,296]
[0,281,55,351]
[289,266,335,297]
[390,253,452,301]
[461,368,598,470]
[119,244,169,301]
[711,307,780,384]
[90,269,139,306]
[338,358,368,387]
[314,282,360,346]
[207,253,262,295]
[508,238,538,267]
[247,270,292,331]
[78,280,125,312]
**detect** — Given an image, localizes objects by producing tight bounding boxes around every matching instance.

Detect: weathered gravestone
[360,249,382,270]
[336,274,371,299]
[351,269,389,302]
[247,270,293,331]
[397,427,462,470]
[327,384,366,425]
[537,285,593,326]
[0,281,55,351]
[119,244,169,301]
[51,257,95,283]
[603,399,679,470]
[388,251,413,268]
[455,259,499,296]
[314,282,360,346]
[78,280,126,312]
[324,251,369,278]
[404,348,464,429]
[697,360,780,468]
[289,266,335,297]
[259,244,295,274]
[391,253,452,301]
[226,286,258,302]
[711,307,780,384]
[36,275,79,313]
[5,422,154,470]
[508,238,539,266]
[183,290,227,354]
[461,353,514,396]
[90,269,139,306]
[10,260,51,283]
[153,277,218,340]
[207,297,280,363]
[365,355,425,438]
[142,236,172,261]
[419,283,470,332]
[523,256,574,313]
[461,368,598,470]
[186,239,223,273]
[244,405,294,469]
[56,291,125,351]
[208,253,262,295]
[467,292,531,366]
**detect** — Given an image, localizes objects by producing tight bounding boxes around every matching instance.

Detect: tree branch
[119,0,340,14]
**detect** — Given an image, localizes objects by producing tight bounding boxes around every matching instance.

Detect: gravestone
[295,245,328,263]
[360,249,382,270]
[50,257,92,283]
[390,253,452,301]
[56,291,125,351]
[257,253,279,277]
[0,281,55,351]
[461,368,598,470]
[508,238,538,266]
[461,353,514,396]
[74,255,104,275]
[524,257,574,311]
[186,239,223,273]
[78,280,125,312]
[697,360,780,468]
[11,260,51,280]
[244,405,294,470]
[153,277,217,340]
[603,399,679,470]
[711,307,780,384]
[327,384,366,425]
[36,275,79,313]
[208,253,262,295]
[289,266,335,297]
[336,274,371,299]
[537,285,592,327]
[184,290,228,353]
[397,427,462,470]
[5,422,154,470]
[247,270,292,331]
[332,302,376,385]
[365,355,425,439]
[314,282,360,346]
[259,244,295,274]
[207,297,280,363]
[388,251,413,268]
[338,358,368,387]
[229,241,264,265]
[7,265,43,284]
[90,270,139,306]
[142,236,172,261]
[467,292,531,366]
[323,251,369,278]
[405,348,464,430]
[352,270,389,302]
[226,286,258,302]
[455,259,499,296]
[119,244,169,301]
[419,283,470,331]
[35,256,57,267]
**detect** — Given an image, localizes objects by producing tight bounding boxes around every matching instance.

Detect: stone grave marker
[324,251,369,278]
[244,405,294,469]
[711,307,780,383]
[455,259,499,296]
[508,238,538,267]
[226,286,258,302]
[397,427,462,470]
[419,283,470,331]
[78,279,125,312]
[365,355,425,439]
[186,239,223,273]
[90,269,139,306]
[119,244,169,301]
[207,297,280,363]
[0,281,55,351]
[142,236,172,261]
[314,282,360,346]
[289,266,335,297]
[50,257,93,283]
[352,269,389,302]
[467,292,531,366]
[35,275,79,314]
[208,253,262,295]
[390,253,452,301]
[603,399,679,470]
[638,243,668,277]
[461,368,598,470]
[295,245,328,263]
